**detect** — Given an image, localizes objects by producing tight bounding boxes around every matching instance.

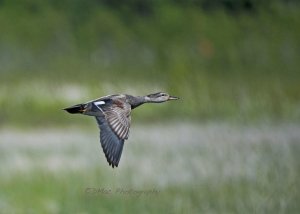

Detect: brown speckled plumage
[64,92,179,168]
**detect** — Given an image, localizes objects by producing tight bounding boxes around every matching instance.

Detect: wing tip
[102,147,120,168]
[97,116,125,168]
[108,160,119,168]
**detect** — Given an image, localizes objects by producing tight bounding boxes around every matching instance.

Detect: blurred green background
[0,0,300,213]
[1,0,300,126]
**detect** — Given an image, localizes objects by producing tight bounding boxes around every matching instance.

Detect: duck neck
[127,95,147,109]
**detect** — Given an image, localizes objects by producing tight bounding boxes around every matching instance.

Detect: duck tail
[63,104,86,114]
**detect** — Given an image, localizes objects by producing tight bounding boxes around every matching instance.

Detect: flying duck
[63,92,179,168]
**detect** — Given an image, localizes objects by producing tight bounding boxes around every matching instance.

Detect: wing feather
[103,101,131,140]
[96,116,124,168]
[92,96,131,168]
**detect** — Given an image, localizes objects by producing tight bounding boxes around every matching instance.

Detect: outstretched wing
[104,100,131,140]
[96,116,124,168]
[94,98,131,167]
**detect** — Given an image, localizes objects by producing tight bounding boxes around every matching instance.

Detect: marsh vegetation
[0,1,300,213]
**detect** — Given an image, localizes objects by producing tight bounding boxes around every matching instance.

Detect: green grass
[2,169,299,213]
[0,2,299,213]
[0,123,299,213]
[0,4,300,126]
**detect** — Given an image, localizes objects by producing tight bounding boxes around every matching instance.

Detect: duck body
[64,92,179,168]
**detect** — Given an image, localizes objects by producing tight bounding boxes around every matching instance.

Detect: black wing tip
[97,116,124,169]
[103,148,120,168]
[108,162,119,168]
[107,155,120,168]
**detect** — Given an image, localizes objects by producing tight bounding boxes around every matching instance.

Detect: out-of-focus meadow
[0,0,300,213]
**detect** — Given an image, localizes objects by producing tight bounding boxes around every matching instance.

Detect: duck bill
[168,95,179,100]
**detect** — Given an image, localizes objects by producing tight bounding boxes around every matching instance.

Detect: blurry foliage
[0,0,300,126]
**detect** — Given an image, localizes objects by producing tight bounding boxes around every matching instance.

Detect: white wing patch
[94,101,105,105]
[94,100,106,112]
